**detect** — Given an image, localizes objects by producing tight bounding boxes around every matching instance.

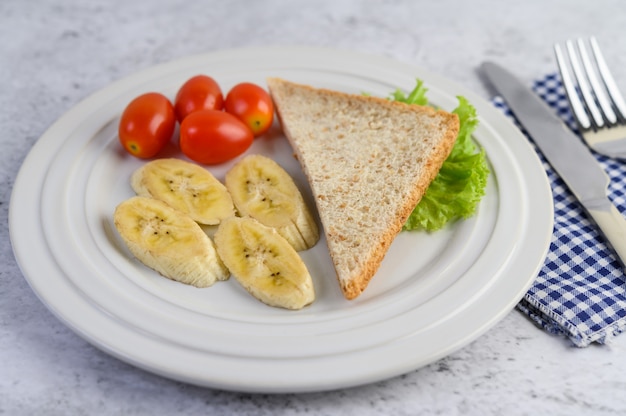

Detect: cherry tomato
[118,92,176,158]
[224,82,274,137]
[174,75,224,123]
[179,110,253,165]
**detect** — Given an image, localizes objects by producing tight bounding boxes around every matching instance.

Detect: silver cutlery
[555,37,626,158]
[482,61,626,269]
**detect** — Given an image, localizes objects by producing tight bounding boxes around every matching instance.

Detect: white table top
[3,0,626,414]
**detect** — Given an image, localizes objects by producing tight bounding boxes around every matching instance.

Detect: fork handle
[587,202,626,269]
[587,134,626,160]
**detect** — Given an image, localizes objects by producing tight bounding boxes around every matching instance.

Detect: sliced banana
[214,216,315,310]
[113,196,229,287]
[131,158,235,225]
[225,154,319,251]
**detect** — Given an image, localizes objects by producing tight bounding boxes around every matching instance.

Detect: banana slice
[113,196,229,287]
[225,154,319,251]
[131,158,235,225]
[214,216,315,310]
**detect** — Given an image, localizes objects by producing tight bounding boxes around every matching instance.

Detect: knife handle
[588,203,626,269]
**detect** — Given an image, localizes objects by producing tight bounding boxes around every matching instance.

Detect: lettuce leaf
[389,79,429,106]
[391,80,489,232]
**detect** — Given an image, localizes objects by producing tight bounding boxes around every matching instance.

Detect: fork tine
[577,38,618,124]
[555,43,591,130]
[590,37,626,121]
[566,40,605,128]
[555,37,626,158]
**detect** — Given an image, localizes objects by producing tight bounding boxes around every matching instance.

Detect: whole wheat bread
[266,78,460,300]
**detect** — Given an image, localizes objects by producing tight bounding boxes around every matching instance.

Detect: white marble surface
[3,0,626,414]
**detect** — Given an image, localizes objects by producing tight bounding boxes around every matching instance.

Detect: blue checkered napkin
[492,73,626,347]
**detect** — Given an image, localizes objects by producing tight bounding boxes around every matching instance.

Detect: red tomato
[118,92,176,158]
[179,110,253,165]
[174,75,224,123]
[224,82,274,137]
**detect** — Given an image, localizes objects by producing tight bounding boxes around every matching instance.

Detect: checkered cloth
[492,73,626,347]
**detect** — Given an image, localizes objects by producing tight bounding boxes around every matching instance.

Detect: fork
[554,37,626,159]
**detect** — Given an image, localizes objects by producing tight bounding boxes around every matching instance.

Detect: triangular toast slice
[266,78,459,300]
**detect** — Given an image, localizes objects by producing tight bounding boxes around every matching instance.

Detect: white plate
[9,46,553,393]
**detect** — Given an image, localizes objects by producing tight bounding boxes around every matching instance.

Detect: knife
[481,61,626,269]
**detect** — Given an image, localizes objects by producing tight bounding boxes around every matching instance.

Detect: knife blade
[481,61,626,269]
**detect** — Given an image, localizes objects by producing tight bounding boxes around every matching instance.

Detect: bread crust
[267,77,459,300]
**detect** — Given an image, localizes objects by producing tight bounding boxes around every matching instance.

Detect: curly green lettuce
[391,80,489,232]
